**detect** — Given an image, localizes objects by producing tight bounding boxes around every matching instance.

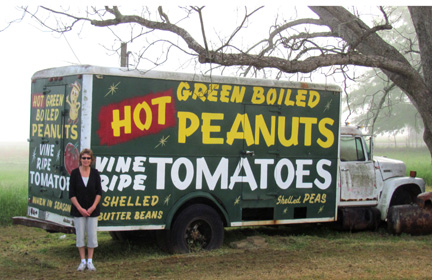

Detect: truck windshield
[340,136,366,161]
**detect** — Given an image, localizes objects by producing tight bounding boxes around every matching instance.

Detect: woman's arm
[71,196,90,217]
[87,195,101,216]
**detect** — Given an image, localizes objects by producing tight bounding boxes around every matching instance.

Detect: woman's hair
[79,148,95,166]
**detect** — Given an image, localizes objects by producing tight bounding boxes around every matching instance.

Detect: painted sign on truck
[25,65,341,252]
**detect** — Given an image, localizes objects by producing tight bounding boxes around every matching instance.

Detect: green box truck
[17,65,426,253]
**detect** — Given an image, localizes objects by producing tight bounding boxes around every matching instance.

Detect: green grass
[374,147,432,186]
[0,142,28,226]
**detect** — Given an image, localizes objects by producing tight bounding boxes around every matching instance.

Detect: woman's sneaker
[77,262,86,271]
[87,262,96,271]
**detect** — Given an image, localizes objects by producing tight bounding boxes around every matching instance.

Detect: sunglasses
[81,157,91,160]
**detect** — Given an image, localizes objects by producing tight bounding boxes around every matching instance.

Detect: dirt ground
[2,224,432,280]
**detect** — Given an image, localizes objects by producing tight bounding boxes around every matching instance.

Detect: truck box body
[27,65,341,232]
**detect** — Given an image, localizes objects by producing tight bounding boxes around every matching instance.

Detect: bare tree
[22,6,432,159]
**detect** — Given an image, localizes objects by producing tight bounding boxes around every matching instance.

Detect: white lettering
[229,158,258,191]
[149,157,173,190]
[315,159,332,190]
[116,157,132,173]
[133,174,147,191]
[275,159,295,189]
[296,159,313,188]
[196,157,228,190]
[133,157,146,172]
[171,157,194,190]
[118,174,132,191]
[254,159,274,190]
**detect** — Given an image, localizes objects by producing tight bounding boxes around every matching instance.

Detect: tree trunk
[408,7,432,162]
[311,6,432,160]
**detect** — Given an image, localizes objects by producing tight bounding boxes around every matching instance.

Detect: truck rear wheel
[168,204,224,254]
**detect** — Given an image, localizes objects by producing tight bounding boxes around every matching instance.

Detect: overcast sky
[0,4,310,142]
[0,6,121,142]
[0,3,423,142]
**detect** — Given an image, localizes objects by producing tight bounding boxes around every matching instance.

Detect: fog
[0,3,420,143]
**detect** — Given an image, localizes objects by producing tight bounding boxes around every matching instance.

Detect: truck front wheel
[390,188,417,206]
[168,204,224,254]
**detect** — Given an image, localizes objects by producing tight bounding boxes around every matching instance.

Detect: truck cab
[338,126,425,229]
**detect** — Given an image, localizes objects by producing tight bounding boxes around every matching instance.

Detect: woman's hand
[78,207,90,217]
[87,206,95,216]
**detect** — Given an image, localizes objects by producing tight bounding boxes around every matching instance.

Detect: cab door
[339,135,377,203]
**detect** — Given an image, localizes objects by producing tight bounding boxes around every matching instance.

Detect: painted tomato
[64,143,79,175]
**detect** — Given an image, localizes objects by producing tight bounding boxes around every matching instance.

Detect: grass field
[374,147,432,186]
[0,142,28,226]
[2,143,432,279]
[2,223,432,279]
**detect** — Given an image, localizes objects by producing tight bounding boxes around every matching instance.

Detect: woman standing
[69,148,102,272]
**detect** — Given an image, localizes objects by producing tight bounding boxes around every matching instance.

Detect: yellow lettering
[192,83,207,101]
[143,196,150,206]
[64,125,70,139]
[102,196,111,207]
[207,84,219,102]
[133,101,152,131]
[266,88,277,105]
[255,114,275,146]
[251,87,265,104]
[177,112,200,143]
[32,95,44,107]
[135,196,142,206]
[317,118,335,148]
[230,86,245,103]
[300,117,318,146]
[226,113,254,146]
[36,109,44,121]
[309,193,316,203]
[152,96,172,125]
[71,125,78,140]
[278,116,299,147]
[151,196,159,206]
[202,113,224,144]
[58,94,64,107]
[277,89,285,105]
[127,196,134,207]
[44,123,51,138]
[220,85,231,103]
[284,89,295,106]
[177,82,192,101]
[308,90,320,108]
[112,106,132,137]
[110,196,120,207]
[296,90,307,107]
[119,196,126,207]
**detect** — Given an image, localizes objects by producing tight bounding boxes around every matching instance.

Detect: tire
[168,204,224,254]
[109,231,126,241]
[390,188,415,207]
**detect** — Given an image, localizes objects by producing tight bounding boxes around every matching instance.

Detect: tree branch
[199,51,417,77]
